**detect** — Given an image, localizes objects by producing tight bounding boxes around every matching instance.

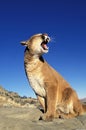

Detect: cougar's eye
[41,35,45,40]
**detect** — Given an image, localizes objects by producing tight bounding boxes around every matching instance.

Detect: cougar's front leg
[42,86,58,121]
[37,95,47,113]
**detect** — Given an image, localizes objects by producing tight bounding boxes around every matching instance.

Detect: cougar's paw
[39,114,53,121]
[39,112,59,121]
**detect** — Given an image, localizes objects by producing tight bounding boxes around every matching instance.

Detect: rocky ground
[0,86,86,130]
[0,107,86,130]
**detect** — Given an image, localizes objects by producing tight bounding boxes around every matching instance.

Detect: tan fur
[21,33,86,121]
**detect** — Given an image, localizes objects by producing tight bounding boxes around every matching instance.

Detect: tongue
[44,44,48,50]
[42,43,48,50]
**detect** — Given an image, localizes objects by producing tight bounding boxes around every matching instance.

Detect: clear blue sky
[0,0,86,98]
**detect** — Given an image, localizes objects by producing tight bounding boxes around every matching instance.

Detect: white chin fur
[41,47,49,53]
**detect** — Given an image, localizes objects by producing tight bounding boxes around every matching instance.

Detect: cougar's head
[21,33,50,55]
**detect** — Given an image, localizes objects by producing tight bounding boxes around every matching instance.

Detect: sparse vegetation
[0,86,39,107]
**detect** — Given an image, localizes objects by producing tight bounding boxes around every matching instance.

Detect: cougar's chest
[27,71,46,97]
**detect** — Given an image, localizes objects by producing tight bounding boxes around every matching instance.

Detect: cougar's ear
[20,41,28,46]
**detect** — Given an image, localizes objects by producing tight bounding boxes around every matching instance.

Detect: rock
[0,107,86,130]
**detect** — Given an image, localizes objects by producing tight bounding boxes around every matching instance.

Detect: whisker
[50,36,56,43]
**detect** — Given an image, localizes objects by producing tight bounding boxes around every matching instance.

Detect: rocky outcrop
[0,86,39,107]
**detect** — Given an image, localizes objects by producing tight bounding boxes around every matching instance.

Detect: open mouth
[41,41,49,50]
